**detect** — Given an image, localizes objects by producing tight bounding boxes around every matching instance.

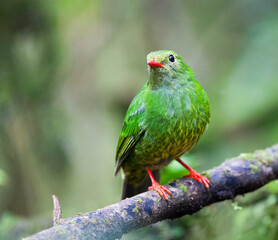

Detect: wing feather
[114,84,147,175]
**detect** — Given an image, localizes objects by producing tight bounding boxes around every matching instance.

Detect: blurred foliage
[0,169,8,186]
[0,212,51,240]
[0,0,68,218]
[0,0,278,239]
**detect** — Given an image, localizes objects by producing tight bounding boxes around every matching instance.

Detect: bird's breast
[140,89,209,163]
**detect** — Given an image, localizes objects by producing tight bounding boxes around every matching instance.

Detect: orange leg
[176,158,210,188]
[147,168,172,200]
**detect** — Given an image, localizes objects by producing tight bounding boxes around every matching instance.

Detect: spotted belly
[122,116,207,185]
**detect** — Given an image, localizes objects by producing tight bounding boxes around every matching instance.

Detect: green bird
[115,50,210,200]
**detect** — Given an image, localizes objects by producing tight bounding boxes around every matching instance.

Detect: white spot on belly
[185,95,191,111]
[167,106,175,117]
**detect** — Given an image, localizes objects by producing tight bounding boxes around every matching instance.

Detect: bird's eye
[169,54,175,62]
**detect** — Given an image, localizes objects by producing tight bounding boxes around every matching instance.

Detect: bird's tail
[121,169,160,200]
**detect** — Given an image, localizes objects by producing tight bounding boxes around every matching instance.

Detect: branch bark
[25,144,278,240]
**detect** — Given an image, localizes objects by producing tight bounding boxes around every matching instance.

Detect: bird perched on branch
[115,50,210,200]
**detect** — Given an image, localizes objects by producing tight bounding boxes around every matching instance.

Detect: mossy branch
[25,144,278,240]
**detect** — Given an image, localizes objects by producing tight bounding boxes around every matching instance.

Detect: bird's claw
[184,170,210,188]
[148,181,172,200]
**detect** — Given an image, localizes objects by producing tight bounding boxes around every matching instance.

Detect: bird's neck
[148,71,176,90]
[148,72,192,90]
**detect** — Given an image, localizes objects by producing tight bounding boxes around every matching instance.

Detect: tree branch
[25,144,278,240]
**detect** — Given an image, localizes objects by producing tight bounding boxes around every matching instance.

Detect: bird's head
[147,50,192,87]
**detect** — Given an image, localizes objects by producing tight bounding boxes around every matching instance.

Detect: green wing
[115,84,147,176]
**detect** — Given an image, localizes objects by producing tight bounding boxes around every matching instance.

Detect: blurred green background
[0,0,278,239]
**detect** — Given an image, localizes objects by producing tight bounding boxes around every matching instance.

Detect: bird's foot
[176,158,210,188]
[184,169,210,188]
[148,181,172,200]
[147,167,172,200]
